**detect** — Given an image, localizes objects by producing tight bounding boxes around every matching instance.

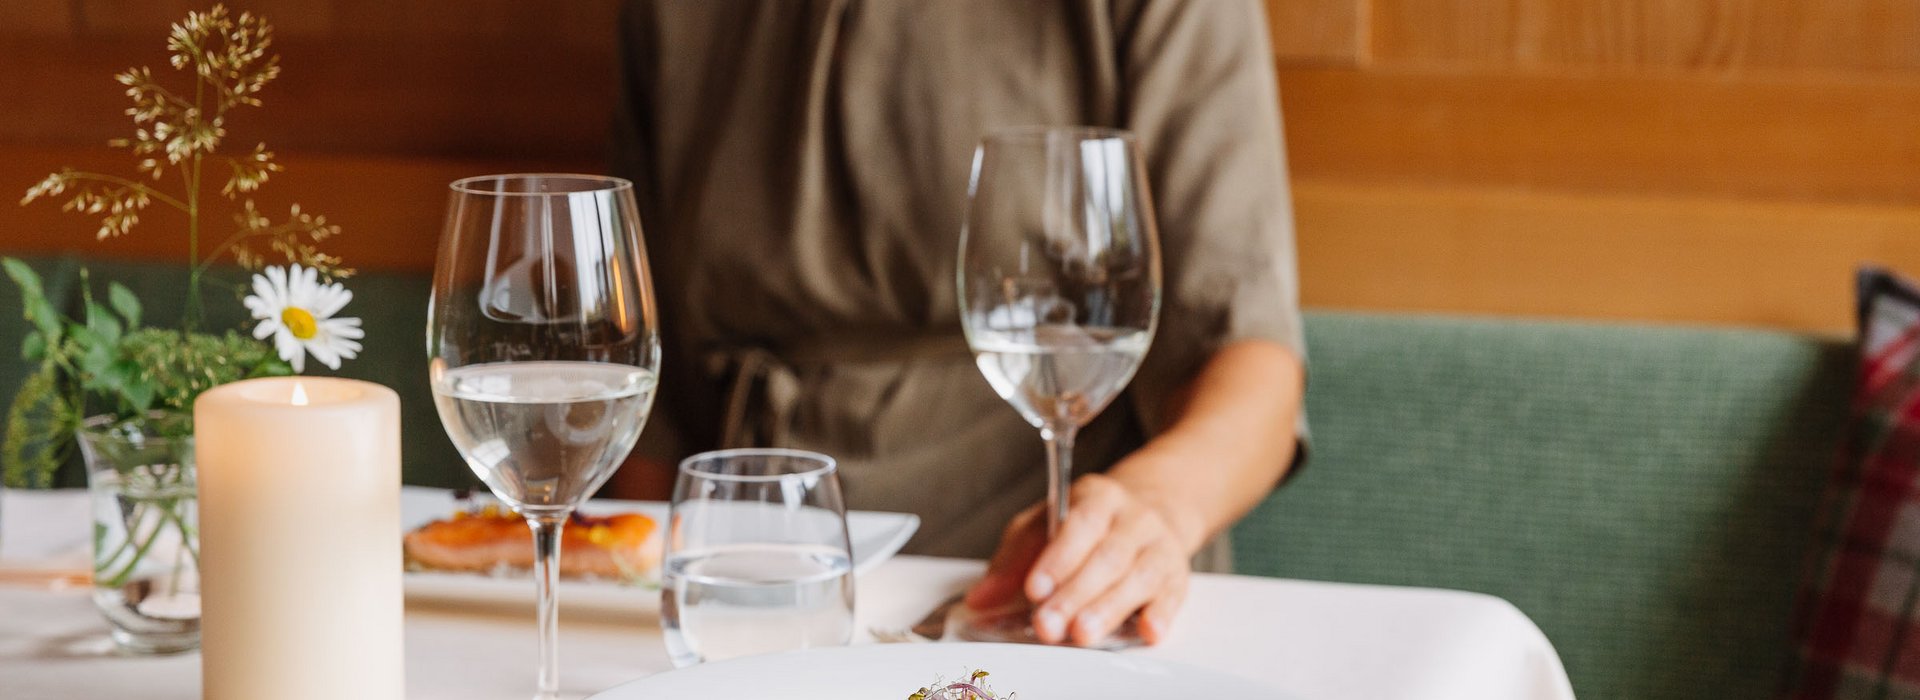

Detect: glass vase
[76,414,200,654]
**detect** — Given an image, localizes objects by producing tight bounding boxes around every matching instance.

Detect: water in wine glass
[971,324,1151,429]
[662,542,855,666]
[431,361,656,511]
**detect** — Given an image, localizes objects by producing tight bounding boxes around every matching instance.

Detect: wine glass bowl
[957,127,1161,646]
[428,174,659,698]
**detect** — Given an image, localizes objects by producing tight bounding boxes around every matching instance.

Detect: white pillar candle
[195,377,404,700]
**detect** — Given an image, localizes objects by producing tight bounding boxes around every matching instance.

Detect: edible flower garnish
[909,670,1012,700]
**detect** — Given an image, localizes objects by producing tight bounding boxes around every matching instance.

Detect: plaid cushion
[1786,269,1920,699]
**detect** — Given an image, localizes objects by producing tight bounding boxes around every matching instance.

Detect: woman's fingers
[1138,566,1190,644]
[972,473,1198,646]
[1071,543,1186,645]
[964,504,1046,611]
[1033,514,1157,643]
[1024,477,1125,604]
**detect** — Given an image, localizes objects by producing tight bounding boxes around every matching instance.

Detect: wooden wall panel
[1370,0,1920,73]
[1294,180,1920,333]
[64,0,620,41]
[6,0,1920,334]
[1267,0,1369,65]
[0,0,73,36]
[0,146,594,274]
[0,37,616,160]
[1276,66,1920,203]
[74,0,336,37]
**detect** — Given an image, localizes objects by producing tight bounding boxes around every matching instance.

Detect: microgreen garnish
[909,669,1013,700]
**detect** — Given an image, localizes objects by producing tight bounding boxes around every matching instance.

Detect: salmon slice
[404,506,662,580]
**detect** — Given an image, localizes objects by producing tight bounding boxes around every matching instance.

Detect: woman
[610,0,1305,646]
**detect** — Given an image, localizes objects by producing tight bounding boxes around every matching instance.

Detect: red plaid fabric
[1786,269,1920,699]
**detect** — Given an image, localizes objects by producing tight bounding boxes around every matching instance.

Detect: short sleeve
[1115,0,1310,453]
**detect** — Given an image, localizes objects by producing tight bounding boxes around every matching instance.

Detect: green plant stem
[163,496,197,593]
[98,494,195,590]
[184,154,203,332]
[183,72,206,333]
[159,495,199,563]
[94,502,144,576]
[167,534,185,593]
[98,501,162,588]
[193,223,308,277]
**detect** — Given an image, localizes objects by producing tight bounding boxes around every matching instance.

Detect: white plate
[400,487,919,613]
[588,643,1294,699]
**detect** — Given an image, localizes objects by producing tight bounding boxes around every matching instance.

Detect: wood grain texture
[75,0,334,37]
[1369,0,1920,73]
[0,36,617,160]
[0,0,74,36]
[1277,66,1920,204]
[0,146,596,273]
[1293,178,1920,333]
[10,1,1920,334]
[1266,0,1369,65]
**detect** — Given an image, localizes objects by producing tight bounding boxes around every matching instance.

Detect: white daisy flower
[243,264,363,372]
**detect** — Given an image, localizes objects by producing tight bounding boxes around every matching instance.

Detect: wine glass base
[949,602,1147,651]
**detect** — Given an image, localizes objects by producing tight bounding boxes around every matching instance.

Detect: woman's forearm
[1108,339,1305,553]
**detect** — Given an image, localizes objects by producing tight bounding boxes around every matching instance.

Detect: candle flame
[290,382,310,406]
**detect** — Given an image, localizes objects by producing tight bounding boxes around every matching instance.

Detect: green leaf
[1,258,44,299]
[67,325,100,348]
[68,327,113,377]
[121,376,155,413]
[250,354,295,378]
[21,331,44,361]
[3,258,63,342]
[85,302,123,346]
[107,282,142,329]
[98,360,133,394]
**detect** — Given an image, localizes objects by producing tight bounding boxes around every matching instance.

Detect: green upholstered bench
[2,258,1854,698]
[1234,312,1852,700]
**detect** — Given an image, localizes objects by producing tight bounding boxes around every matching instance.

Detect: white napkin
[1,488,93,567]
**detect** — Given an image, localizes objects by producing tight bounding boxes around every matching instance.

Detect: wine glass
[956,127,1162,647]
[428,174,660,699]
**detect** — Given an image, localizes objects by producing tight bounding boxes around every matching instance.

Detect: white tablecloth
[0,489,1576,699]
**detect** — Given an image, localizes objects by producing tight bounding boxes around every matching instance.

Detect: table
[1,489,1576,699]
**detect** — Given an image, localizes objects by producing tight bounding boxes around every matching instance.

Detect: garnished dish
[584,643,1284,699]
[404,501,662,581]
[909,670,1014,700]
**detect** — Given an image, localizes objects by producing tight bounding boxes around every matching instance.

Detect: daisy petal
[294,266,320,306]
[315,285,353,318]
[274,330,304,373]
[309,342,341,370]
[326,318,364,339]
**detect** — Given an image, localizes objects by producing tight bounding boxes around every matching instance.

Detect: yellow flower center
[281,307,318,340]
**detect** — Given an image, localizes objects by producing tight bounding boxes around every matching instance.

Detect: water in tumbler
[970,325,1151,429]
[432,361,655,511]
[662,543,855,667]
[90,469,200,651]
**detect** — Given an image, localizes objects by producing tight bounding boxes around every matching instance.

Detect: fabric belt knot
[703,330,972,450]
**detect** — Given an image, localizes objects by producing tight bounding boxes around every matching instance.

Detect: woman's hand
[963,473,1198,646]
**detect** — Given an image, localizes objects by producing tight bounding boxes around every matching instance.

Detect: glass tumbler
[661,449,855,667]
[77,415,201,654]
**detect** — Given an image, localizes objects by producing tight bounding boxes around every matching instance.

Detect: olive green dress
[612,0,1306,561]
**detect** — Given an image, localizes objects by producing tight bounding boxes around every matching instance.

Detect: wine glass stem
[527,514,566,700]
[1040,425,1078,540]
